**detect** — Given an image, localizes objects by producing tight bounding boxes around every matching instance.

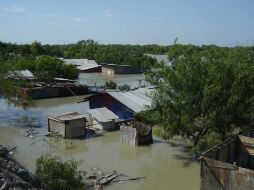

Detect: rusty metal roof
[48,112,86,121]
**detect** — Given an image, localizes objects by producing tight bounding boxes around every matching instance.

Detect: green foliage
[35,55,79,80]
[118,84,131,91]
[0,40,160,70]
[64,41,158,69]
[31,41,45,56]
[35,155,86,190]
[104,80,117,89]
[14,56,36,71]
[146,44,254,154]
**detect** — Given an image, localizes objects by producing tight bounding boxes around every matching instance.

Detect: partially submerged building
[48,112,87,139]
[63,59,101,73]
[87,107,119,130]
[200,130,254,190]
[101,63,144,74]
[89,87,154,120]
[17,84,89,100]
[8,70,34,80]
[120,122,153,146]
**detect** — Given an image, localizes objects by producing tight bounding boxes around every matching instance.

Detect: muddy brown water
[0,74,199,190]
[0,96,200,190]
[78,73,148,88]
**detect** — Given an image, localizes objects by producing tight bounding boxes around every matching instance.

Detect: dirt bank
[0,145,39,190]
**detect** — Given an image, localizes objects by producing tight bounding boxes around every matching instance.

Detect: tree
[31,41,45,56]
[35,55,79,80]
[145,45,254,154]
[35,155,86,190]
[104,80,117,89]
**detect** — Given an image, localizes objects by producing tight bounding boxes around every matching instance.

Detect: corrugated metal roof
[48,112,86,121]
[63,59,101,71]
[107,87,154,112]
[87,107,119,122]
[15,70,34,78]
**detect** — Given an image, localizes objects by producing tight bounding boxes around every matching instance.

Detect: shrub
[35,155,86,190]
[104,80,117,89]
[118,84,131,91]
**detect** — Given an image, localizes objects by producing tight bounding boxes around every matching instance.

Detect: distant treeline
[0,39,167,68]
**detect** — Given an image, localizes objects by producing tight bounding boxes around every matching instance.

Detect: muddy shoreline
[0,145,39,190]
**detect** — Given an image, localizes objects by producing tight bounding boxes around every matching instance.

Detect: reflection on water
[0,96,200,190]
[78,73,148,88]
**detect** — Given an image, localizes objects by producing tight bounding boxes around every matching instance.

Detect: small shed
[87,107,119,130]
[48,112,87,139]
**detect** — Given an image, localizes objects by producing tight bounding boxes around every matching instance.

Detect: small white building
[48,112,87,139]
[87,107,119,130]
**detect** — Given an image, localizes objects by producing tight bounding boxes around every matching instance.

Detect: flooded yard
[78,73,148,88]
[0,95,200,190]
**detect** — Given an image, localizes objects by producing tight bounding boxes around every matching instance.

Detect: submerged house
[8,70,34,80]
[87,107,119,130]
[48,112,87,139]
[101,63,144,74]
[199,130,254,190]
[120,121,153,146]
[17,84,89,100]
[63,59,102,73]
[89,87,154,120]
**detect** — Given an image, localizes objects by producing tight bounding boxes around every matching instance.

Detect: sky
[0,0,254,46]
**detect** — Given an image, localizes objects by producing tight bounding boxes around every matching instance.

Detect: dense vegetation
[0,40,160,69]
[35,155,86,190]
[140,44,254,154]
[34,56,79,80]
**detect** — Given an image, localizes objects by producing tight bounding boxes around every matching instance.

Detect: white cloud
[73,17,83,22]
[4,4,26,13]
[105,9,113,18]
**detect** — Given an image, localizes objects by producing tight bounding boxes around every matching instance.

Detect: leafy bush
[118,84,131,91]
[104,80,117,89]
[35,55,79,80]
[35,155,86,190]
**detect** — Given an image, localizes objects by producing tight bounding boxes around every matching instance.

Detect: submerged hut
[120,122,153,146]
[48,112,87,139]
[199,130,254,190]
[89,87,154,120]
[87,107,119,130]
[101,63,144,74]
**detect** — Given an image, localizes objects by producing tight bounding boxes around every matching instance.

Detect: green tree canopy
[36,155,86,190]
[145,45,254,154]
[35,55,79,79]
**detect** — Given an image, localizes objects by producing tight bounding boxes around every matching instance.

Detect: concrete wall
[48,120,66,137]
[49,118,86,139]
[65,119,86,138]
[120,126,137,145]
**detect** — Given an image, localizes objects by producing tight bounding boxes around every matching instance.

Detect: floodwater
[78,73,148,88]
[0,97,200,190]
[0,73,199,190]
